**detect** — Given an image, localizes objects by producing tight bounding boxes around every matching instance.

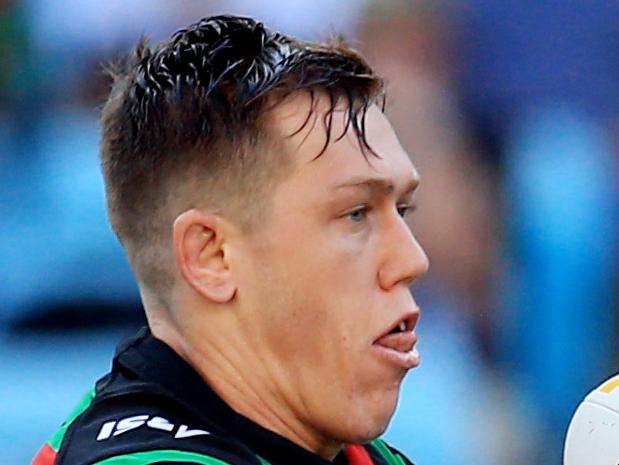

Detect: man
[32,15,428,465]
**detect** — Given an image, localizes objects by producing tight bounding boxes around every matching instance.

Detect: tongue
[373,332,415,352]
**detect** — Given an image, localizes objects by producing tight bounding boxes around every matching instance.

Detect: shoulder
[366,438,415,465]
[41,377,261,465]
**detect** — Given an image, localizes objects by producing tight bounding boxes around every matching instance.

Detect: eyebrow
[333,174,420,197]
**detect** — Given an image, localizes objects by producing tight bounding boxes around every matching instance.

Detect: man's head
[101,15,428,459]
[101,15,382,298]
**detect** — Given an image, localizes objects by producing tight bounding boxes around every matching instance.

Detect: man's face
[231,94,428,449]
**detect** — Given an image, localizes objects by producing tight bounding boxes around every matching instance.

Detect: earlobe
[173,209,237,303]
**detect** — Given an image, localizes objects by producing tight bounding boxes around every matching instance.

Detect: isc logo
[96,415,210,441]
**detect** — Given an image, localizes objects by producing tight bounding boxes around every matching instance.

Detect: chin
[338,398,398,444]
[342,417,391,444]
[320,377,402,444]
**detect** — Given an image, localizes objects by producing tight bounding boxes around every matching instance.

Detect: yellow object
[599,378,619,394]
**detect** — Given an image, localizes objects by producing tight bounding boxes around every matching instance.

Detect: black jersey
[32,327,414,465]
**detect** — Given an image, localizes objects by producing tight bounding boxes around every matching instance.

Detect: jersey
[32,327,415,465]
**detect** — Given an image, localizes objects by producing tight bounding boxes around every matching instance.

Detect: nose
[378,215,429,290]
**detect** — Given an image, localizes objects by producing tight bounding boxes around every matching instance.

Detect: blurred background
[2,0,619,464]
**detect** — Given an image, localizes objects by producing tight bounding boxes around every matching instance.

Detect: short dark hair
[100,15,384,296]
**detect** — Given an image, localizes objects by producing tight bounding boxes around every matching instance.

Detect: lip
[371,309,421,370]
[371,337,420,370]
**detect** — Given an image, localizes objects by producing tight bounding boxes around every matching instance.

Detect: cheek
[262,270,335,357]
[241,219,381,359]
[244,232,403,439]
[308,227,379,290]
[251,256,360,366]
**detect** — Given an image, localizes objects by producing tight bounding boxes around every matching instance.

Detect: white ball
[564,374,619,465]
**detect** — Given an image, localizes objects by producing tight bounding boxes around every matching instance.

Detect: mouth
[371,311,420,370]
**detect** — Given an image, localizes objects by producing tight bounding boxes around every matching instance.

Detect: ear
[173,209,236,303]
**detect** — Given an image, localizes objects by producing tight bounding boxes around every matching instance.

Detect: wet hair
[100,15,384,296]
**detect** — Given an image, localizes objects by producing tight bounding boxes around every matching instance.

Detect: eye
[396,204,417,218]
[347,207,368,223]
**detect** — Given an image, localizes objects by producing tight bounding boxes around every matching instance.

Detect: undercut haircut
[100,15,384,298]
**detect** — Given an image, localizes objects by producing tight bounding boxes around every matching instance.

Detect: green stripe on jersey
[89,449,245,465]
[49,386,96,451]
[370,439,407,465]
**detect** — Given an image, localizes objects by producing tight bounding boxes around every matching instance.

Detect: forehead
[268,92,418,191]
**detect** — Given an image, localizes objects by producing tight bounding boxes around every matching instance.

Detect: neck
[150,317,342,460]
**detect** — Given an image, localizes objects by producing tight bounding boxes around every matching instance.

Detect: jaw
[296,363,403,446]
